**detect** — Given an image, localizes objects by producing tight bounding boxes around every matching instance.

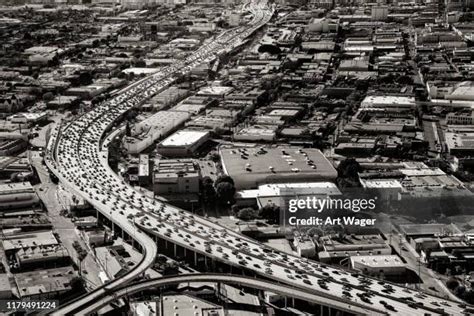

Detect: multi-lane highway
[45,1,472,315]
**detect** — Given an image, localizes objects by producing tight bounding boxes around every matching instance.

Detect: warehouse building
[157,129,210,157]
[153,159,200,195]
[0,182,40,210]
[220,146,337,189]
[123,110,191,154]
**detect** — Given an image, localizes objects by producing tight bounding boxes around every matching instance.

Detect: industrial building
[0,182,40,210]
[236,182,341,209]
[317,234,392,264]
[14,266,78,299]
[220,146,337,189]
[2,230,59,253]
[157,129,210,157]
[123,110,191,154]
[350,255,407,278]
[153,159,200,195]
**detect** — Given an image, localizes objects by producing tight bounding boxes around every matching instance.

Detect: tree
[464,290,474,304]
[70,276,85,292]
[42,92,54,102]
[455,285,466,297]
[201,176,216,205]
[282,59,301,72]
[118,71,127,79]
[134,59,146,67]
[78,72,93,85]
[209,152,220,163]
[237,207,259,221]
[108,138,122,170]
[215,175,234,187]
[230,204,239,216]
[336,158,361,188]
[259,203,280,224]
[125,121,132,137]
[446,277,459,290]
[215,181,235,205]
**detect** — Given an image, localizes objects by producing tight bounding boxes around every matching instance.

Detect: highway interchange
[72,273,381,315]
[45,1,472,315]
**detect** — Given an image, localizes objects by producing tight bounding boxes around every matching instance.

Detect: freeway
[46,1,274,314]
[45,1,472,315]
[75,273,385,316]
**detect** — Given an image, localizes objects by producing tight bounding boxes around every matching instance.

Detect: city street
[375,213,461,301]
[30,152,103,290]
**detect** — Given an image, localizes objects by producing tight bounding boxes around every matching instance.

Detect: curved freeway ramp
[75,273,386,316]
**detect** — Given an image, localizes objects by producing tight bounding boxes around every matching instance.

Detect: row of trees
[202,175,236,207]
[446,277,474,304]
[234,204,280,224]
[201,175,280,224]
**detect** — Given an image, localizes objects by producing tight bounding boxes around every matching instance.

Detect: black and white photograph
[1,0,474,315]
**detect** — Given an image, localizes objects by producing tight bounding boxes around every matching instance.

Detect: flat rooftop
[197,85,234,96]
[320,234,388,252]
[0,273,11,294]
[360,179,403,189]
[162,294,223,316]
[0,182,34,195]
[238,182,341,199]
[159,129,209,148]
[361,95,416,108]
[399,223,462,236]
[154,159,198,174]
[220,146,337,189]
[14,266,77,298]
[351,255,405,268]
[2,230,58,252]
[445,131,474,150]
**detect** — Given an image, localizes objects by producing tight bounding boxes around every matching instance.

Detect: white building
[350,255,406,277]
[371,6,388,21]
[8,112,48,125]
[236,182,341,208]
[121,0,186,8]
[234,126,277,142]
[293,233,316,258]
[123,110,191,154]
[157,129,210,157]
[360,95,416,113]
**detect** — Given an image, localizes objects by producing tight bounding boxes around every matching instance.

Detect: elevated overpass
[74,273,386,316]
